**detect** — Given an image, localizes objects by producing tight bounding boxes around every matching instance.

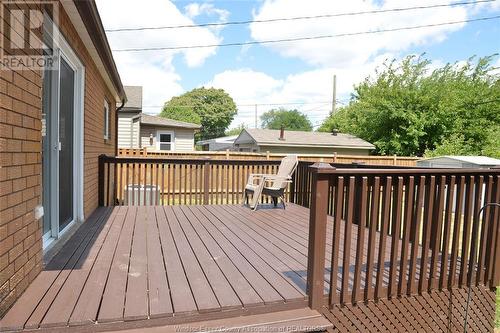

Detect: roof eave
[257,142,375,150]
[72,0,126,102]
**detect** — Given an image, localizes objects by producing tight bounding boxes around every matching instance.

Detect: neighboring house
[417,155,500,168]
[117,86,201,151]
[117,86,142,149]
[0,0,125,315]
[197,135,238,151]
[233,128,375,155]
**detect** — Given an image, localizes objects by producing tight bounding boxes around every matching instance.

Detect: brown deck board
[0,207,111,331]
[201,206,304,301]
[171,206,241,310]
[189,206,283,304]
[146,207,173,318]
[98,206,137,322]
[155,206,197,314]
[69,206,128,326]
[163,206,220,312]
[124,206,150,320]
[180,206,263,307]
[2,203,421,332]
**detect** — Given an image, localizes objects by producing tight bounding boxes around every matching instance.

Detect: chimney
[332,128,339,136]
[279,126,285,140]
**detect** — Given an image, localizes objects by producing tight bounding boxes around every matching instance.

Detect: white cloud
[96,0,226,113]
[184,3,229,22]
[205,54,392,128]
[250,0,468,67]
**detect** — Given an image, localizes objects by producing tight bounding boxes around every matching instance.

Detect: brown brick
[0,254,8,272]
[0,124,13,138]
[11,178,26,192]
[0,225,7,241]
[9,267,23,289]
[0,180,13,197]
[14,251,27,271]
[0,263,14,286]
[0,281,9,303]
[13,226,27,245]
[8,242,23,262]
[11,126,26,140]
[0,236,13,257]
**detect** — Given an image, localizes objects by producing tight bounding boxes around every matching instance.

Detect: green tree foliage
[225,123,247,136]
[261,108,313,131]
[319,55,500,157]
[161,87,237,140]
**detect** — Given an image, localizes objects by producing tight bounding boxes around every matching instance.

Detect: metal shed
[417,155,500,168]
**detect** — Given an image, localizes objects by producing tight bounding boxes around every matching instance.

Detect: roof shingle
[240,128,374,149]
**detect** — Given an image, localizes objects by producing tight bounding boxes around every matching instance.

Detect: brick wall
[0,1,117,315]
[0,1,44,315]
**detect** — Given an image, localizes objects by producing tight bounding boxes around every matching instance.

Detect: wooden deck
[1,204,406,332]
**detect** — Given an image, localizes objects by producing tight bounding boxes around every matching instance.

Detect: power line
[142,101,333,108]
[111,15,500,52]
[105,0,496,32]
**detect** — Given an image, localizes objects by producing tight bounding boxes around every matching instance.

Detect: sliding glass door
[41,16,84,248]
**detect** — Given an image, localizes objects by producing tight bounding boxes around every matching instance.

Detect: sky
[95,0,500,130]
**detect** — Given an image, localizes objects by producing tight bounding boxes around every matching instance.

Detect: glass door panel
[58,57,75,232]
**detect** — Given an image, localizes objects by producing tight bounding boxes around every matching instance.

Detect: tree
[160,87,237,140]
[260,108,313,131]
[225,123,247,136]
[318,54,500,157]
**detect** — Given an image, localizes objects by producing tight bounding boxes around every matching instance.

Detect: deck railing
[98,155,283,206]
[98,155,410,207]
[306,163,500,310]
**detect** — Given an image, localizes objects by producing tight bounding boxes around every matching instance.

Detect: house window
[104,100,110,140]
[157,131,174,151]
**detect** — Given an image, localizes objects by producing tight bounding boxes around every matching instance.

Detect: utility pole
[331,74,337,115]
[254,104,258,128]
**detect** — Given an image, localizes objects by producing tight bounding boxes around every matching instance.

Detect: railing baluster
[408,176,426,295]
[419,175,435,294]
[388,176,403,297]
[449,175,465,288]
[429,175,446,290]
[399,176,415,296]
[352,176,368,303]
[375,176,392,300]
[439,175,455,290]
[341,176,355,304]
[330,176,344,306]
[479,175,493,284]
[365,177,380,300]
[468,175,484,286]
[459,175,474,287]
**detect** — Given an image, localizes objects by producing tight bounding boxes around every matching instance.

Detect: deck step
[108,308,332,333]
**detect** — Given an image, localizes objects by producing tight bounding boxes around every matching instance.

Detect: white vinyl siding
[140,125,196,152]
[117,112,140,148]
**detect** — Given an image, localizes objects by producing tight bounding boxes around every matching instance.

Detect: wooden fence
[98,155,283,206]
[306,164,500,313]
[118,148,420,166]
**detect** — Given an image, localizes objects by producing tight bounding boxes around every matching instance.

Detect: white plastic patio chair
[243,155,298,210]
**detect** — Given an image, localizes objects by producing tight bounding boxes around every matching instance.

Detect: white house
[118,86,201,152]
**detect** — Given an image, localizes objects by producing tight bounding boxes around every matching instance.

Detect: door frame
[43,20,85,248]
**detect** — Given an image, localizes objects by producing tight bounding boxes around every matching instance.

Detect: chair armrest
[247,173,274,185]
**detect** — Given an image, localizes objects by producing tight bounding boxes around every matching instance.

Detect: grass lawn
[497,288,500,328]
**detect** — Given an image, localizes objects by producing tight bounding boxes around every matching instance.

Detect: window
[157,131,174,151]
[103,100,110,140]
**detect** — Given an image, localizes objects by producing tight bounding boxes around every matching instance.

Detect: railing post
[203,159,210,205]
[307,162,334,310]
[98,154,105,206]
